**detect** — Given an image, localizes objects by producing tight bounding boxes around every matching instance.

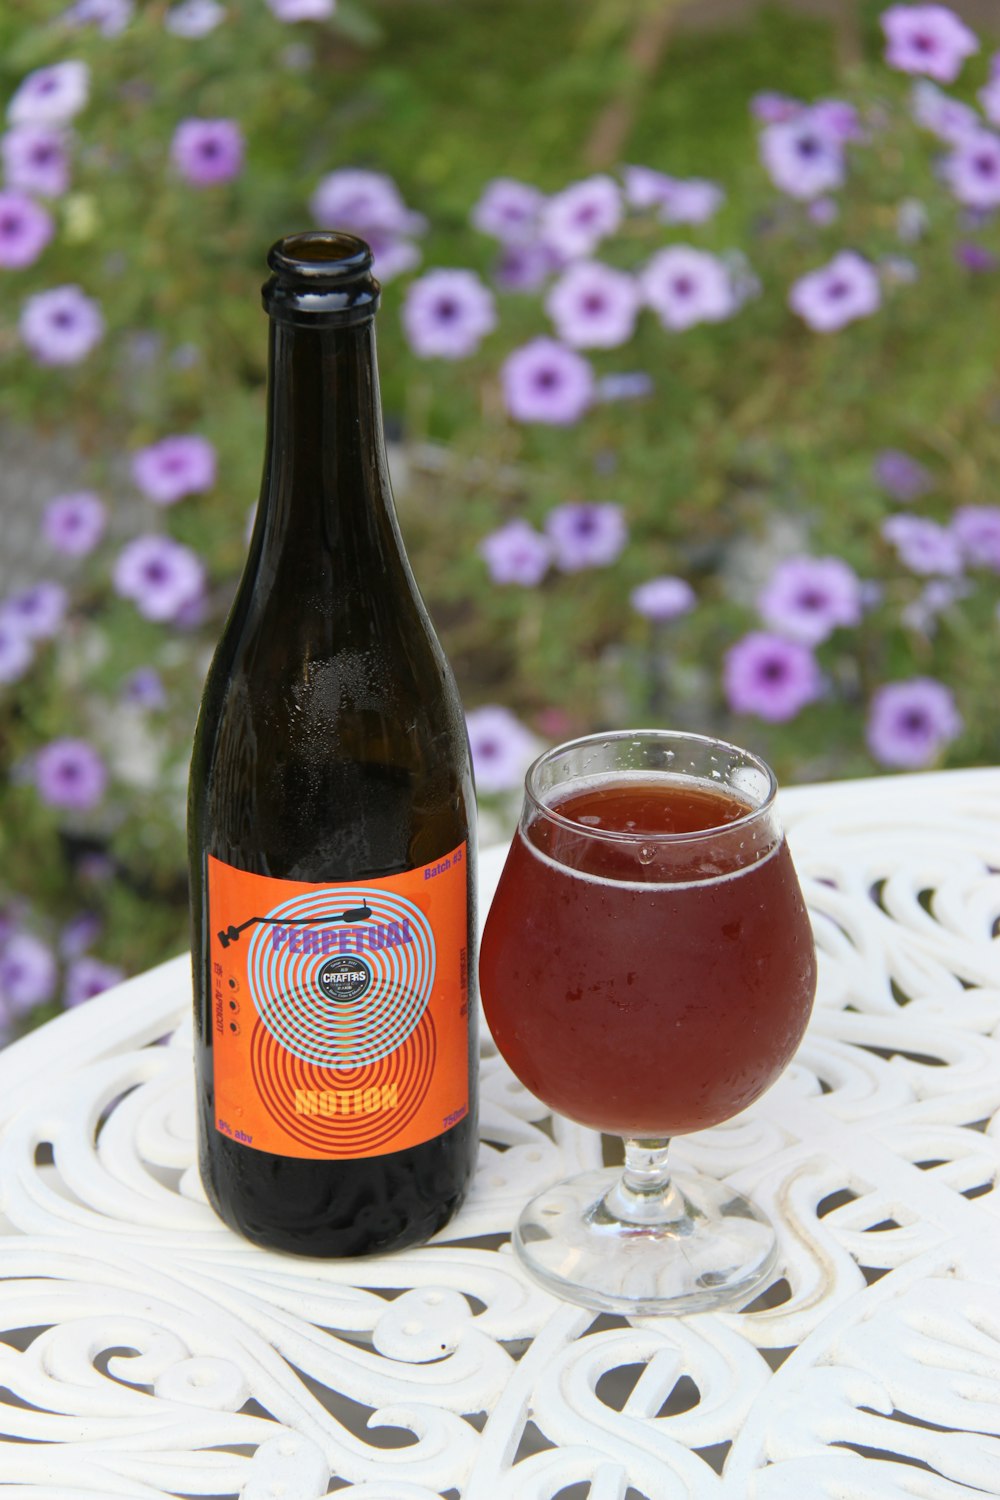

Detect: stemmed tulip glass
[479,729,817,1316]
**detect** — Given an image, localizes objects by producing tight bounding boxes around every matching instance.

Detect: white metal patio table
[0,767,998,1499]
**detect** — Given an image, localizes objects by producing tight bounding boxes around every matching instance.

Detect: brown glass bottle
[188,232,478,1256]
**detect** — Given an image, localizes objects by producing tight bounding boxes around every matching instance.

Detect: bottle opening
[269,231,373,281]
[263,231,380,324]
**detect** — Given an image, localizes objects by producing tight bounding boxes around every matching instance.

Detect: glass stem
[622,1137,672,1199]
[597,1137,687,1227]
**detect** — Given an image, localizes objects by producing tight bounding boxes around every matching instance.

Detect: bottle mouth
[262,231,381,324]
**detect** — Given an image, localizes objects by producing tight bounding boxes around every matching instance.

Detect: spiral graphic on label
[250,1011,437,1154]
[245,887,436,1067]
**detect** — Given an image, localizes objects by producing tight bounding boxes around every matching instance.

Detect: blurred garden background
[2,0,1000,1038]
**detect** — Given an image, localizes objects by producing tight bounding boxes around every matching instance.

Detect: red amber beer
[480,767,816,1139]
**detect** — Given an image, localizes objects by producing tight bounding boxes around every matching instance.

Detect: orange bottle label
[207,844,469,1159]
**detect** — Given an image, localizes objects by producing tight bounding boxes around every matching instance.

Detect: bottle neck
[257,314,390,552]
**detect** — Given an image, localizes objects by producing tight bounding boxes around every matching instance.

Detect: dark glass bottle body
[188,233,478,1257]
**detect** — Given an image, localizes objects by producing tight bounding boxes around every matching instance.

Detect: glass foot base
[514,1166,778,1317]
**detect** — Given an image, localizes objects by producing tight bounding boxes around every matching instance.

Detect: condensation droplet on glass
[637,844,656,865]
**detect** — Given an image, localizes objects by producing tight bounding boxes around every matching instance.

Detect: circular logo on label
[318,955,372,1003]
[246,884,437,1067]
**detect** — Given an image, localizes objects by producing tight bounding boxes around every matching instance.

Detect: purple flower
[545,260,639,349]
[20,284,104,365]
[466,705,537,795]
[956,241,998,272]
[64,955,125,1007]
[60,911,102,957]
[545,501,627,572]
[124,331,164,369]
[113,535,206,622]
[659,177,725,225]
[1,125,70,198]
[622,166,724,224]
[901,577,970,633]
[7,62,90,126]
[493,241,559,293]
[172,590,208,630]
[630,575,696,621]
[472,178,545,242]
[866,677,962,767]
[122,666,168,707]
[0,621,33,684]
[479,520,552,586]
[401,269,496,359]
[881,5,979,84]
[34,738,108,811]
[911,81,980,141]
[883,514,963,575]
[751,91,802,124]
[723,632,822,723]
[881,254,919,287]
[170,118,244,187]
[760,110,846,200]
[0,190,54,269]
[164,0,226,36]
[789,251,881,332]
[539,175,622,260]
[943,130,1000,210]
[623,165,676,211]
[501,337,594,425]
[874,449,933,501]
[597,371,654,403]
[811,100,862,141]
[0,934,57,1016]
[310,168,424,239]
[952,505,1000,570]
[1,581,68,640]
[809,197,839,225]
[758,556,863,644]
[980,75,1000,127]
[640,246,735,331]
[132,434,216,504]
[266,0,334,18]
[62,0,134,35]
[363,228,422,283]
[42,490,107,555]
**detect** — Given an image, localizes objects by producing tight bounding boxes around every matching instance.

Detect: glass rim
[522,727,779,845]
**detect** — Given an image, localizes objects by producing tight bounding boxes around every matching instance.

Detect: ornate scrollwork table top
[1,768,998,1498]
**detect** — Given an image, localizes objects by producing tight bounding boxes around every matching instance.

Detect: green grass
[333,2,845,201]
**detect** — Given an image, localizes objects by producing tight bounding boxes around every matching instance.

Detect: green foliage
[1,0,999,1034]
